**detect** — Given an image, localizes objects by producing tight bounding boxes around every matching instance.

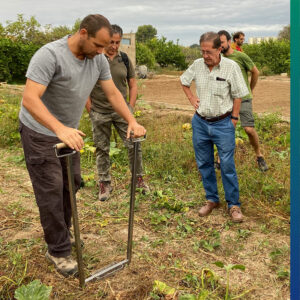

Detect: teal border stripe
[291,0,300,298]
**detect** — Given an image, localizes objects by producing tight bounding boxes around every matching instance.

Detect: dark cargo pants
[90,109,144,182]
[19,121,81,257]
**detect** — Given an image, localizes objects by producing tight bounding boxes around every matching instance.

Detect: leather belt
[196,111,231,122]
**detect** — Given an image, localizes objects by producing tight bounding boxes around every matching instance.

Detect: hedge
[0,38,40,82]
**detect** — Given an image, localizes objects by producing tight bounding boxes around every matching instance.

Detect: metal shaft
[127,141,139,263]
[66,155,85,287]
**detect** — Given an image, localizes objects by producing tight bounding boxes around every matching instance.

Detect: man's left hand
[231,119,238,128]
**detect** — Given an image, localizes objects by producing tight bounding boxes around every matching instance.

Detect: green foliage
[71,18,81,34]
[190,43,199,49]
[243,39,290,74]
[278,24,290,41]
[0,85,290,299]
[4,14,41,44]
[136,42,156,68]
[146,37,188,70]
[194,229,220,252]
[214,262,246,300]
[14,279,52,300]
[136,25,157,43]
[0,89,21,146]
[2,14,78,46]
[0,38,40,82]
[152,280,176,296]
[0,14,81,82]
[181,45,201,65]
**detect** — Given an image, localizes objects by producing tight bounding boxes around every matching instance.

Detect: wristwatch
[230,115,239,120]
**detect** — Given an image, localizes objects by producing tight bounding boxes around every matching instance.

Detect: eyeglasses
[200,49,218,56]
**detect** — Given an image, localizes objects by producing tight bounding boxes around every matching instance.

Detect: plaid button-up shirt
[180,56,248,118]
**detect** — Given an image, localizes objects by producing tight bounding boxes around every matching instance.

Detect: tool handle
[129,132,147,143]
[55,142,68,149]
[53,142,76,158]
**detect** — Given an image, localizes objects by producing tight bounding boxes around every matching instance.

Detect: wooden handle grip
[55,142,68,149]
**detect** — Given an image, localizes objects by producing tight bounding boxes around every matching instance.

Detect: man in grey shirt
[180,32,248,223]
[19,14,146,277]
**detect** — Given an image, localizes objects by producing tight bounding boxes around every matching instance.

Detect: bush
[180,46,201,65]
[136,42,156,68]
[0,38,40,83]
[243,40,290,74]
[146,37,188,70]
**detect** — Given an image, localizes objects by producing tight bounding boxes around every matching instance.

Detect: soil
[0,79,290,300]
[139,74,290,121]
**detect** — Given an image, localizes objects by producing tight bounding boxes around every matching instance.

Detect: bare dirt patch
[139,75,290,121]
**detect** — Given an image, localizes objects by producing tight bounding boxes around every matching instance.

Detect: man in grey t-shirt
[19,14,146,277]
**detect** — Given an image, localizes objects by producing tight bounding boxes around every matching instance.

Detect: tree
[0,23,5,38]
[136,42,155,68]
[42,25,72,43]
[72,18,81,33]
[146,37,187,70]
[190,43,199,49]
[278,25,290,41]
[136,25,157,43]
[4,14,41,43]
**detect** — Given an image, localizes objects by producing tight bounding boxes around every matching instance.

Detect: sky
[0,0,290,46]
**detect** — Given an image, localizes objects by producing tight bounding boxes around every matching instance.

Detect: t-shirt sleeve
[98,54,112,81]
[242,52,255,71]
[128,58,135,79]
[229,63,249,99]
[26,47,56,86]
[180,61,196,86]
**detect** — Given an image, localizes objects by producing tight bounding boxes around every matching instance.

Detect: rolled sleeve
[180,62,196,87]
[230,64,249,98]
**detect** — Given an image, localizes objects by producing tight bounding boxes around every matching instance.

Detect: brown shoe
[45,251,78,277]
[99,181,112,201]
[136,176,150,194]
[198,201,220,217]
[229,206,243,223]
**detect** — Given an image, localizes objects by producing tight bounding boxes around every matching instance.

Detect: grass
[0,84,290,299]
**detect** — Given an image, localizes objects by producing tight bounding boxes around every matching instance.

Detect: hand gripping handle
[53,143,77,158]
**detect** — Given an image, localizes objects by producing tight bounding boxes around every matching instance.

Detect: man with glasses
[180,32,248,222]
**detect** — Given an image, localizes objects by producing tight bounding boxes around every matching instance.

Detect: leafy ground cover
[0,85,290,299]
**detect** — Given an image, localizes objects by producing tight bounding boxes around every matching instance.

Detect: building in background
[120,32,136,68]
[248,36,277,44]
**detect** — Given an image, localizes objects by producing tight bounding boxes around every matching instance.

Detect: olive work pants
[19,121,81,257]
[90,109,144,182]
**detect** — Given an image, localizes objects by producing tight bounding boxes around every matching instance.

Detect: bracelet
[230,115,239,120]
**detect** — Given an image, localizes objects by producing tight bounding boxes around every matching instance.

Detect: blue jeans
[192,114,240,208]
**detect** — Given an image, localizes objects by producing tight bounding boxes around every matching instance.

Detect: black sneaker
[257,156,268,171]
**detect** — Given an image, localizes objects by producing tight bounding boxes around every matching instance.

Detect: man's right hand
[189,95,200,110]
[181,85,200,110]
[127,121,146,139]
[55,126,86,151]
